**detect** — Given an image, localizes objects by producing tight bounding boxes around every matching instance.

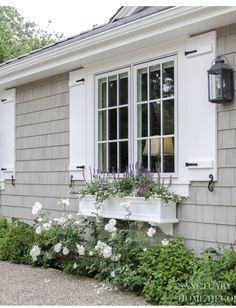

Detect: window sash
[134,56,177,175]
[95,68,130,173]
[95,56,177,176]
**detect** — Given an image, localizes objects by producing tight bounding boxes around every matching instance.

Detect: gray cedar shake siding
[0,73,79,223]
[0,22,236,253]
[175,24,236,253]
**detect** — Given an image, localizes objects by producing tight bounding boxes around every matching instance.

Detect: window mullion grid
[117,73,120,173]
[147,65,150,172]
[106,76,109,172]
[160,63,163,174]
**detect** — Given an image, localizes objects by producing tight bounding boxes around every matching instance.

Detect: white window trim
[69,31,217,198]
[95,56,177,177]
[133,56,177,177]
[95,67,131,174]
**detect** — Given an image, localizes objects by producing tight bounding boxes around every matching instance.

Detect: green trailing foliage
[80,172,185,204]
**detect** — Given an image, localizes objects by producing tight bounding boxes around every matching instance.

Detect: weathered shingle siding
[0,73,79,223]
[175,23,236,253]
[0,23,236,253]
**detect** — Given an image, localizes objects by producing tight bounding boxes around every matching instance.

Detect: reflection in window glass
[98,78,107,109]
[150,103,160,136]
[109,142,117,172]
[137,104,148,138]
[98,111,107,141]
[162,61,174,98]
[119,73,128,105]
[98,143,107,172]
[138,139,148,170]
[108,75,117,107]
[119,107,128,139]
[150,64,160,100]
[163,100,174,135]
[137,68,147,102]
[119,141,128,173]
[163,137,174,173]
[108,109,117,140]
[150,138,161,172]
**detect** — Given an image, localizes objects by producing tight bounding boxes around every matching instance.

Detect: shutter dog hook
[208,174,214,192]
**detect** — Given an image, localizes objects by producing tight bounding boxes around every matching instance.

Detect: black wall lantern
[208,56,234,103]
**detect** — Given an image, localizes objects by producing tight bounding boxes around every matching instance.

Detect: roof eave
[1,6,236,90]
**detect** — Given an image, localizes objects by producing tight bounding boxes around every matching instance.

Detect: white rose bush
[28,198,169,286]
[2,189,236,305]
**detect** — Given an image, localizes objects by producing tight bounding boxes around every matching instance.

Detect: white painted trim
[0,6,236,89]
[0,88,16,189]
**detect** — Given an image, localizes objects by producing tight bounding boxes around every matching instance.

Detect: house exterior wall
[0,73,80,223]
[0,23,235,254]
[176,24,236,253]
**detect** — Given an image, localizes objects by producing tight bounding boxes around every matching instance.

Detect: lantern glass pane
[222,69,232,100]
[209,73,222,100]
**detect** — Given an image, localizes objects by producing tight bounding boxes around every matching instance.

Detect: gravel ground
[0,261,148,305]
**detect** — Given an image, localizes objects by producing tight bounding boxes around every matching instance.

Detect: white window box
[79,195,178,235]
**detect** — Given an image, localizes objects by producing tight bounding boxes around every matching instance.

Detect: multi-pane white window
[96,56,176,174]
[96,68,129,173]
[135,57,176,174]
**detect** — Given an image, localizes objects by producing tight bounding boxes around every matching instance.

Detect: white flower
[143,248,147,252]
[102,246,112,259]
[76,244,85,256]
[111,254,121,261]
[111,271,116,278]
[32,202,42,215]
[104,223,117,234]
[73,263,78,269]
[42,222,51,231]
[95,240,107,251]
[74,220,81,225]
[54,242,62,253]
[30,245,41,261]
[147,227,156,237]
[108,219,116,227]
[58,217,66,225]
[35,226,42,235]
[37,217,43,223]
[161,239,169,246]
[61,199,70,207]
[67,214,73,220]
[62,247,69,255]
[89,251,94,256]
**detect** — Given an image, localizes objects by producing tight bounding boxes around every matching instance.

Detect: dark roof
[0,6,172,68]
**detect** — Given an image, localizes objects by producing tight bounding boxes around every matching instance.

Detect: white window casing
[69,31,217,196]
[0,88,16,189]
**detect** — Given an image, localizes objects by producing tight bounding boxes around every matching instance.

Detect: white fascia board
[0,6,236,89]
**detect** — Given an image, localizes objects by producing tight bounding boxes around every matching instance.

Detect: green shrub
[135,239,197,305]
[0,219,35,264]
[218,248,236,299]
[0,218,9,237]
